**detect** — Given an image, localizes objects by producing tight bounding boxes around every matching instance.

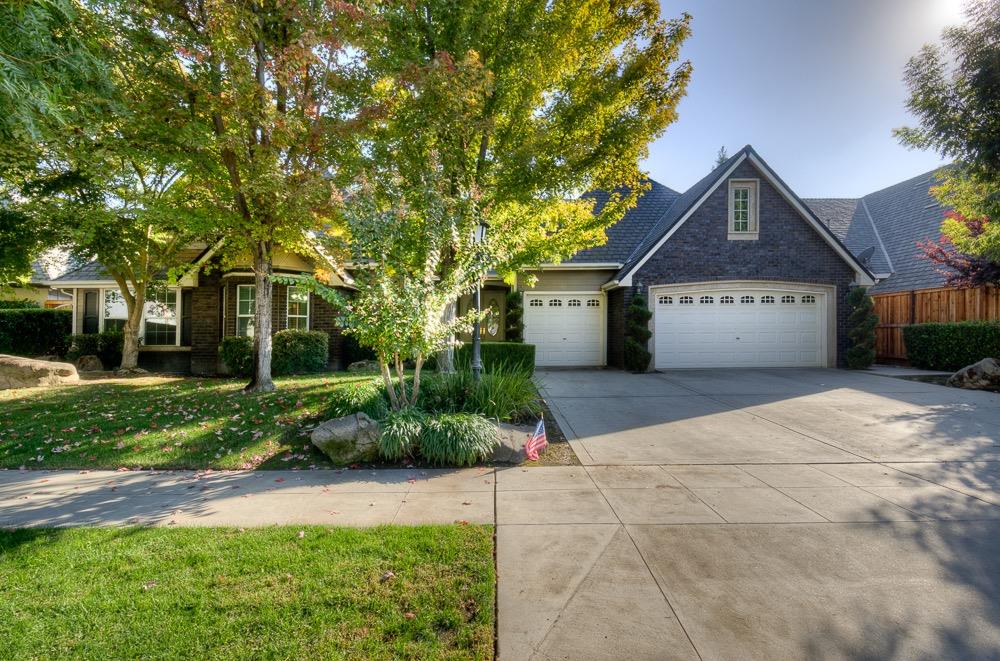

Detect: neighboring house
[1,258,73,309]
[43,244,352,374]
[806,169,1000,362]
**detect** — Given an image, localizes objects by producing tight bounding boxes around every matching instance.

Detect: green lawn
[0,525,495,660]
[0,373,376,470]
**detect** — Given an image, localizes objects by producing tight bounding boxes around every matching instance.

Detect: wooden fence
[872,285,1000,362]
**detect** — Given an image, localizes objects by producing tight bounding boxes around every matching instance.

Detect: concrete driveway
[497,369,1000,660]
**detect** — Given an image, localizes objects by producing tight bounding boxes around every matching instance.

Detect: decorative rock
[311,413,381,464]
[348,359,380,373]
[75,355,104,372]
[0,354,79,390]
[114,367,149,377]
[948,357,1000,391]
[492,422,535,463]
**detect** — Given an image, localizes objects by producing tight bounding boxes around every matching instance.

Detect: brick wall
[190,272,221,375]
[624,160,857,367]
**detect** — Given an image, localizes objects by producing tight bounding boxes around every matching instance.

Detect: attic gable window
[728,179,759,240]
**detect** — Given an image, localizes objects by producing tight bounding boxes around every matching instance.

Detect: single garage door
[654,288,825,368]
[523,294,605,367]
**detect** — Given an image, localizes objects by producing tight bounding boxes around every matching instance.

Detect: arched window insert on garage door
[801,295,816,304]
[529,299,543,307]
[658,295,673,305]
[679,295,694,305]
[699,295,714,304]
[761,295,775,304]
[720,295,735,304]
[548,299,562,307]
[741,295,755,304]
[781,295,796,303]
[587,299,600,307]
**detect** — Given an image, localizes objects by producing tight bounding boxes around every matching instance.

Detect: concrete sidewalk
[0,468,495,527]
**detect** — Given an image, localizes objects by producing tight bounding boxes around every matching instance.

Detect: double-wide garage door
[523,294,604,367]
[654,288,826,368]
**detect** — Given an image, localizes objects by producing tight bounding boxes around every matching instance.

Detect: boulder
[311,412,381,464]
[492,422,535,463]
[348,359,380,373]
[0,354,79,390]
[948,358,1000,391]
[75,354,104,372]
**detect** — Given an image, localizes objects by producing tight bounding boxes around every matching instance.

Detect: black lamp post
[471,220,488,382]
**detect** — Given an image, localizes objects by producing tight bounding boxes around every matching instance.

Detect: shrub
[378,407,426,460]
[455,341,535,374]
[342,333,376,367]
[0,299,40,309]
[504,290,523,342]
[66,330,124,368]
[846,287,878,369]
[624,294,652,372]
[220,336,253,377]
[418,413,499,466]
[272,329,329,375]
[0,308,71,357]
[325,379,390,420]
[903,321,1000,371]
[419,366,541,422]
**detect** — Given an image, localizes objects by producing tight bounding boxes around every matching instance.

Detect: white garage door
[654,288,825,369]
[523,294,605,367]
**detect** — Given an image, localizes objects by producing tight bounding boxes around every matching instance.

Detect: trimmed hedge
[903,321,1000,371]
[455,341,535,374]
[67,331,125,368]
[0,299,40,309]
[0,308,71,357]
[221,330,330,377]
[272,329,329,374]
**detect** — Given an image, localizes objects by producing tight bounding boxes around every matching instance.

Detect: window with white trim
[586,299,600,307]
[801,295,816,304]
[679,295,694,305]
[728,180,758,237]
[548,299,562,307]
[781,295,796,303]
[236,285,256,337]
[761,295,775,304]
[740,295,755,304]
[658,295,673,305]
[103,289,128,333]
[720,295,735,304]
[143,289,178,345]
[699,295,714,304]
[286,286,309,330]
[529,299,542,307]
[567,299,581,307]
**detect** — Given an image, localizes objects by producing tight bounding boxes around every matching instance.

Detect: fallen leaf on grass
[404,612,415,620]
[379,570,395,583]
[142,580,158,590]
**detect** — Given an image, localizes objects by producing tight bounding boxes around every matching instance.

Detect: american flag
[524,418,548,461]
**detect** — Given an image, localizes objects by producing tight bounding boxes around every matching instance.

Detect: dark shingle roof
[567,180,680,264]
[864,168,952,293]
[802,198,857,241]
[615,148,747,279]
[48,260,112,283]
[803,198,892,275]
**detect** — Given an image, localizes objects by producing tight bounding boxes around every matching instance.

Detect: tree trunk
[437,300,456,372]
[245,242,276,393]
[118,281,145,372]
[380,359,401,411]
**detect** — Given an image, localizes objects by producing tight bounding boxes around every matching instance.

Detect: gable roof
[803,198,893,275]
[862,168,952,294]
[802,198,857,241]
[47,260,112,284]
[613,145,875,286]
[566,179,680,265]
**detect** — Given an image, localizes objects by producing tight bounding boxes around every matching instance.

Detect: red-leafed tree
[919,211,1000,287]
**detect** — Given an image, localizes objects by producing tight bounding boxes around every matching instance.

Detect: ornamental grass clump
[418,413,499,466]
[378,407,426,460]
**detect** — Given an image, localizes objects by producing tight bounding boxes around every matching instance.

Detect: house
[43,244,352,374]
[805,169,1000,362]
[1,258,74,309]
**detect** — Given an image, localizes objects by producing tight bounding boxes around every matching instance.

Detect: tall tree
[714,145,729,168]
[122,0,367,391]
[895,0,1000,263]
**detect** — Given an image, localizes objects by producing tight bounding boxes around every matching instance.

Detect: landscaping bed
[0,525,494,660]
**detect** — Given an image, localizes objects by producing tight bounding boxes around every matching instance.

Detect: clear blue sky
[644,0,966,197]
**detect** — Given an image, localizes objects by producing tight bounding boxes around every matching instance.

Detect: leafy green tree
[505,291,524,343]
[119,0,367,391]
[895,0,1000,261]
[714,146,729,168]
[845,287,878,369]
[623,294,652,372]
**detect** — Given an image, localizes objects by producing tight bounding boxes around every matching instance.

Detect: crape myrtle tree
[896,0,1000,278]
[123,0,369,392]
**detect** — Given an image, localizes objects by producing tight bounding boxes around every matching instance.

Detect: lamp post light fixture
[471,220,488,382]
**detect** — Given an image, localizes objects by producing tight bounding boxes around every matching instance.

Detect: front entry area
[523,293,605,367]
[653,284,827,369]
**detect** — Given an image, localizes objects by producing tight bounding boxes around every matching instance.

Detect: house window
[801,295,816,304]
[728,180,758,238]
[104,289,128,333]
[548,299,562,307]
[679,295,694,305]
[286,286,310,330]
[236,285,255,337]
[143,289,178,346]
[781,295,796,303]
[658,296,673,305]
[740,295,755,304]
[720,295,735,304]
[529,299,542,307]
[699,295,714,304]
[761,295,775,304]
[568,299,581,307]
[586,299,600,307]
